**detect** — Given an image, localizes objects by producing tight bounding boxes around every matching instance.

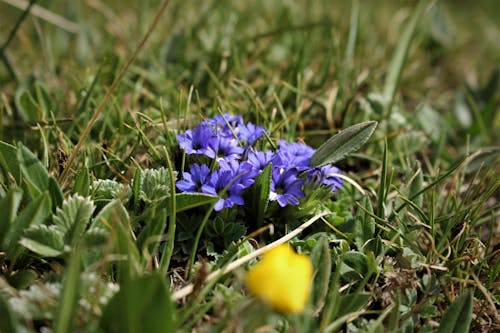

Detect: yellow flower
[245,243,313,314]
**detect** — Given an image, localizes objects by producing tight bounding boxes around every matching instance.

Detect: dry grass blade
[171,212,330,301]
[1,0,80,33]
[58,0,171,185]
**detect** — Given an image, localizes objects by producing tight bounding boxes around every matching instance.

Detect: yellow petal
[245,244,313,314]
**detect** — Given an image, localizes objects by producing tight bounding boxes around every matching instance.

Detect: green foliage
[99,273,175,333]
[20,195,95,257]
[437,291,473,333]
[0,0,498,332]
[310,121,378,167]
[138,167,174,203]
[0,293,16,333]
[2,192,51,260]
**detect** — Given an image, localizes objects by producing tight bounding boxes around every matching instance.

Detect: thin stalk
[158,146,177,275]
[59,0,171,185]
[0,0,37,54]
[173,212,330,301]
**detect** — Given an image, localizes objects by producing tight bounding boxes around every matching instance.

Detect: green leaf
[383,1,425,117]
[54,248,82,333]
[337,292,371,317]
[48,176,64,209]
[175,192,219,212]
[338,251,368,281]
[94,200,139,281]
[310,121,377,167]
[376,138,389,221]
[437,290,473,333]
[205,217,246,248]
[7,269,38,289]
[139,167,175,203]
[250,163,272,225]
[99,273,175,333]
[92,179,130,203]
[53,195,95,245]
[354,196,375,252]
[2,192,51,256]
[0,293,16,333]
[0,141,21,184]
[136,207,167,261]
[74,167,90,196]
[0,187,23,246]
[309,235,331,311]
[17,143,50,199]
[15,88,38,121]
[131,167,142,210]
[20,225,64,257]
[82,227,109,248]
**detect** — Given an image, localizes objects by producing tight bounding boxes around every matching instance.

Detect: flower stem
[159,146,177,275]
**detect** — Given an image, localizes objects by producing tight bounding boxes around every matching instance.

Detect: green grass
[0,0,499,332]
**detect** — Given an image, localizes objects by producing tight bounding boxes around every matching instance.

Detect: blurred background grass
[0,1,499,331]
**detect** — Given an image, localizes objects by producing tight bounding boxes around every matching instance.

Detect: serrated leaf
[310,121,377,167]
[53,195,95,245]
[20,225,64,257]
[139,167,175,203]
[99,273,175,333]
[175,192,219,212]
[92,179,129,202]
[437,290,473,333]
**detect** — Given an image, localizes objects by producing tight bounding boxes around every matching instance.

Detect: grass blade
[383,1,426,118]
[54,248,81,333]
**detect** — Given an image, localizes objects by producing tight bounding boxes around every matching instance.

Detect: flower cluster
[176,114,342,211]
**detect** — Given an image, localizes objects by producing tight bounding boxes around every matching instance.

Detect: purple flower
[177,123,217,158]
[221,159,259,188]
[236,122,265,146]
[177,164,211,192]
[215,136,244,160]
[247,150,274,171]
[202,170,243,211]
[204,113,243,137]
[201,159,258,211]
[269,167,305,207]
[278,140,315,159]
[274,141,315,171]
[307,165,343,190]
